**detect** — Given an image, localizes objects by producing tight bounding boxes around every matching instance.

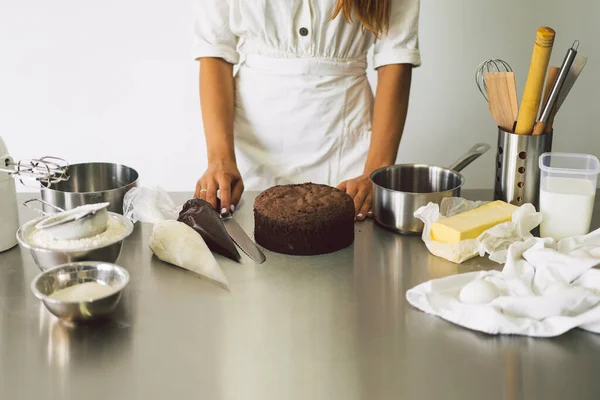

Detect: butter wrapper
[414,198,542,264]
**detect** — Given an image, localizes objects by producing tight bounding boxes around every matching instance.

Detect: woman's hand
[337,174,373,221]
[195,162,244,215]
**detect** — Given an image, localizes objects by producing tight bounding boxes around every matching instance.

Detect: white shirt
[193,0,421,190]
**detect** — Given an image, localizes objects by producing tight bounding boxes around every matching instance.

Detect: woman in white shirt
[194,0,420,221]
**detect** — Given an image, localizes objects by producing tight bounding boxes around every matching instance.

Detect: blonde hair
[331,0,391,38]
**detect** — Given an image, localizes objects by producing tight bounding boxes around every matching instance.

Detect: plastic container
[538,153,600,241]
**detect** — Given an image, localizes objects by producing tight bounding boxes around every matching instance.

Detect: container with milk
[539,153,600,241]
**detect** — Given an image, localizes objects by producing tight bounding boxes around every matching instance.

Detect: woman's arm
[196,58,244,214]
[337,63,412,220]
[366,63,412,172]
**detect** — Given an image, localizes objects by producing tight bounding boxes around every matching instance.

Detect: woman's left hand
[337,174,373,222]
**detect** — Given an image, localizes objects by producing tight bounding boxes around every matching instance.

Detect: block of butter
[430,201,518,244]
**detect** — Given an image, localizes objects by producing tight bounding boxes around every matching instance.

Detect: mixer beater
[0,137,70,252]
[1,156,70,188]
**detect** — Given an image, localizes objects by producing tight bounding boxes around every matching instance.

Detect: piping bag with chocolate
[177,198,241,262]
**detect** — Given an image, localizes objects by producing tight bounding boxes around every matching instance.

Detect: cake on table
[253,183,355,255]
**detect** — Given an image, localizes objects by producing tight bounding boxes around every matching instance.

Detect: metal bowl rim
[30,261,130,304]
[16,212,134,253]
[369,163,466,195]
[41,162,139,195]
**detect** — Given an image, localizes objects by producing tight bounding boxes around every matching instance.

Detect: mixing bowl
[16,213,133,271]
[40,162,139,214]
[31,261,129,322]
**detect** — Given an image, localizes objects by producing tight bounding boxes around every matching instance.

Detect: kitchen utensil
[35,202,110,240]
[0,155,69,188]
[16,213,134,271]
[515,27,556,135]
[538,152,600,240]
[533,42,579,135]
[0,138,19,252]
[221,213,266,263]
[40,162,139,214]
[475,59,513,101]
[544,55,587,133]
[370,143,491,234]
[485,72,519,132]
[494,128,553,208]
[31,261,129,322]
[541,66,560,116]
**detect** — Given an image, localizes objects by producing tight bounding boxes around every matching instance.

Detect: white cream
[49,281,116,302]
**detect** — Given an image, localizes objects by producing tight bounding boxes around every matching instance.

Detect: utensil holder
[494,129,553,209]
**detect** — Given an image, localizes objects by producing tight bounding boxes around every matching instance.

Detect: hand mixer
[0,136,69,252]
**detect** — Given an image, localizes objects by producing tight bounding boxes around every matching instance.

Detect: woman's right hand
[195,161,244,215]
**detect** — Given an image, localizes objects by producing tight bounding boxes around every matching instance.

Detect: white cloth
[406,229,600,337]
[193,0,421,189]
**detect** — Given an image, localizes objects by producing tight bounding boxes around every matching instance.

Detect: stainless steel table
[2,191,600,400]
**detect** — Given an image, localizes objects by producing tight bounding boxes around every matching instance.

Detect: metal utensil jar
[494,129,553,208]
[371,143,491,234]
[40,163,139,214]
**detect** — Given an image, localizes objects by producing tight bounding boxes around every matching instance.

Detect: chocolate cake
[254,183,355,255]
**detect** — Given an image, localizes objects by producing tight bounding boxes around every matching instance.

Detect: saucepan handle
[447,143,491,172]
[22,198,65,216]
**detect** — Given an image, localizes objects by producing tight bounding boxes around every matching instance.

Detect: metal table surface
[2,190,600,400]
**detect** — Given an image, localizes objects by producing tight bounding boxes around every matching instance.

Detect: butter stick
[431,201,518,244]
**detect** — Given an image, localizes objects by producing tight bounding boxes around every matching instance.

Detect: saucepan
[40,163,139,214]
[371,143,491,234]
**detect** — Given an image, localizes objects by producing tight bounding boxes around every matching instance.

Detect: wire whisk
[475,59,513,101]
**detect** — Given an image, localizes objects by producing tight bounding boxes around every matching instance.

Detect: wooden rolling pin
[514,27,556,135]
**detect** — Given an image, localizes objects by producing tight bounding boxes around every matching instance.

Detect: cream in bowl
[31,262,129,322]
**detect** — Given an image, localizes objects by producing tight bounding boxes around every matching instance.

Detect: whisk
[475,59,513,101]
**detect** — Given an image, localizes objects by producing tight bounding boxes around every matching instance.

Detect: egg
[459,279,499,304]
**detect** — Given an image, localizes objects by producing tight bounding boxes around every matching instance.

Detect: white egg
[459,279,499,304]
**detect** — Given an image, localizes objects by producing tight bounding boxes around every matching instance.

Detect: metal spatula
[544,55,587,133]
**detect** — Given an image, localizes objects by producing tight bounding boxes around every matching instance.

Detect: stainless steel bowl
[16,213,133,271]
[31,261,129,322]
[40,163,139,214]
[371,143,491,234]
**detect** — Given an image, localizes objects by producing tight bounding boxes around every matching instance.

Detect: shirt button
[299,27,309,36]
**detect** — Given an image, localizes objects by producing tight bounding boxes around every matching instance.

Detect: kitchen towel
[406,229,600,337]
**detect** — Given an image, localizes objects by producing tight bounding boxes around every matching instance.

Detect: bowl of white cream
[31,262,129,322]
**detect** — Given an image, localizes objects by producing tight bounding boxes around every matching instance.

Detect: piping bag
[177,198,241,262]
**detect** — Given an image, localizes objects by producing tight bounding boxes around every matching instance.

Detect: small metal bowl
[16,213,133,271]
[31,262,129,322]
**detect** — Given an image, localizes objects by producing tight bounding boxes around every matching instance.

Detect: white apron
[234,54,373,190]
[193,0,422,190]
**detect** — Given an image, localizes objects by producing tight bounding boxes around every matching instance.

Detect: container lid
[539,152,600,175]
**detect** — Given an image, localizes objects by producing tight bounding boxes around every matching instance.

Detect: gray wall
[2,0,599,192]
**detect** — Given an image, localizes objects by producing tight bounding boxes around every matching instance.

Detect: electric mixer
[0,137,69,252]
